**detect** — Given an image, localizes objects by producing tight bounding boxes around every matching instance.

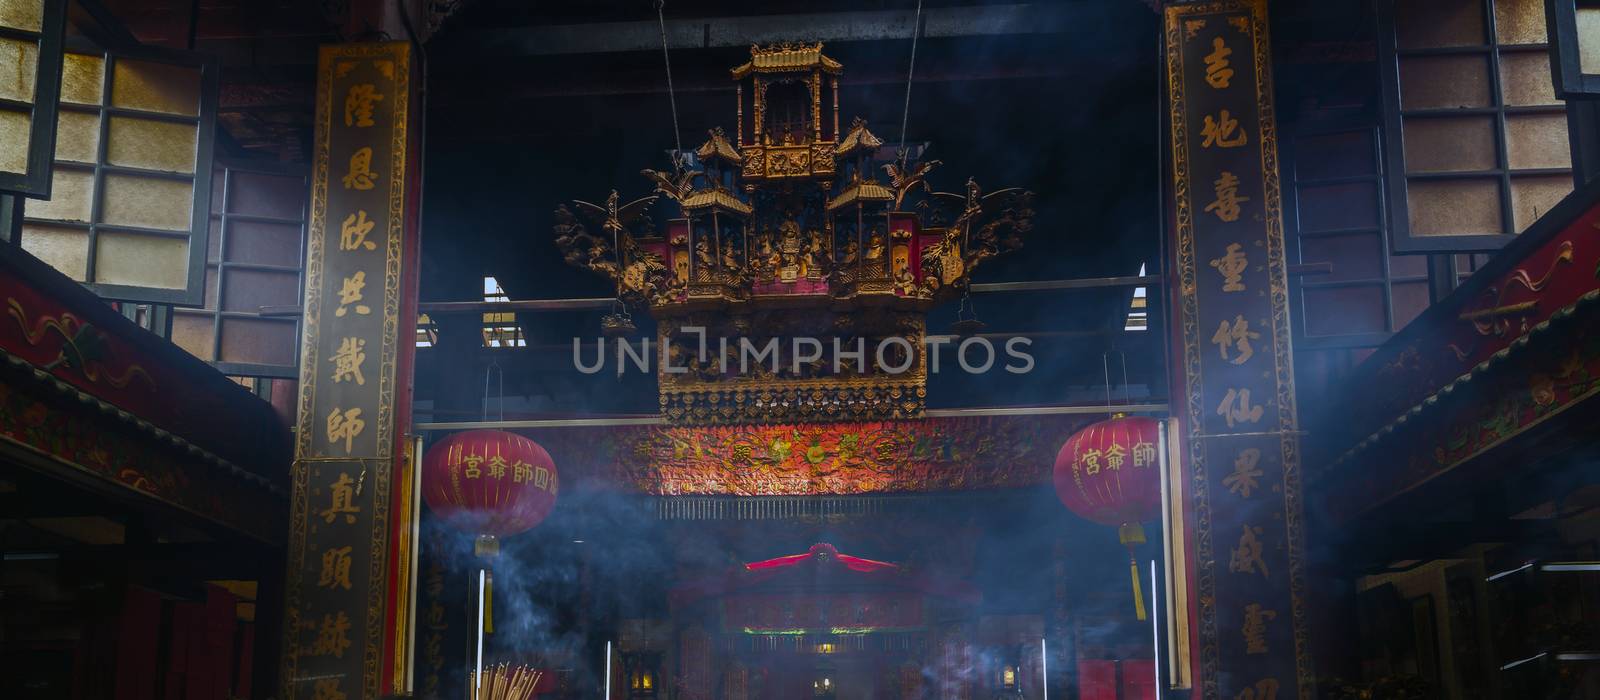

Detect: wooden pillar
[1047,536,1071,699]
[1568,99,1600,186]
[811,71,822,142]
[115,588,163,700]
[278,41,423,700]
[1162,2,1312,698]
[0,194,21,244]
[831,78,840,141]
[253,539,287,700]
[196,584,240,700]
[753,77,764,144]
[678,624,713,700]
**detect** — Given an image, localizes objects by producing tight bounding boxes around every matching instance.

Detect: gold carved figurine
[777,220,803,283]
[838,238,859,266]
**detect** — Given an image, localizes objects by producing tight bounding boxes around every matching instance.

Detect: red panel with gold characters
[281,42,419,700]
[1165,1,1311,698]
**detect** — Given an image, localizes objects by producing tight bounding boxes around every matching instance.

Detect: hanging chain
[896,0,925,168]
[655,0,686,171]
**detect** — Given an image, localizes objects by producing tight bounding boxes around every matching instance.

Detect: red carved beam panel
[1322,292,1600,526]
[0,237,290,479]
[0,366,283,542]
[517,414,1105,496]
[1317,178,1600,483]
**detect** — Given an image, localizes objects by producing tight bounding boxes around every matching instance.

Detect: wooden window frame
[0,0,67,197]
[1546,0,1600,97]
[1285,123,1429,350]
[1377,0,1571,253]
[19,37,220,306]
[170,160,308,378]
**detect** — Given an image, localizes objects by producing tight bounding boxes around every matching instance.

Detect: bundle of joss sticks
[470,663,543,700]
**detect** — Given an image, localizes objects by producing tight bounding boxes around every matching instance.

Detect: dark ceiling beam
[0,495,108,519]
[1341,518,1567,572]
[219,47,1075,106]
[198,35,330,68]
[443,3,1071,59]
[69,0,143,50]
[430,61,1072,104]
[6,541,273,574]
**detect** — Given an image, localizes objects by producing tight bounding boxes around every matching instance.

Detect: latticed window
[1378,0,1574,252]
[168,162,307,377]
[0,0,66,196]
[1288,126,1416,346]
[19,41,219,305]
[1547,0,1600,97]
[1289,125,1500,349]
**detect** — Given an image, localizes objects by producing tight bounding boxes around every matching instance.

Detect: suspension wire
[1120,351,1132,406]
[1098,350,1132,408]
[896,0,925,167]
[655,0,686,171]
[1102,352,1113,412]
[483,360,504,422]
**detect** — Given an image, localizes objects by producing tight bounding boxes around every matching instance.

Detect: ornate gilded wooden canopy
[552,43,1034,426]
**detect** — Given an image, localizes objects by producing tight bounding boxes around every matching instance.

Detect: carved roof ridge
[731,41,843,78]
[694,126,742,164]
[837,117,884,156]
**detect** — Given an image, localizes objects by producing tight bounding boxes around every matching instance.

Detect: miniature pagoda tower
[553,42,1034,425]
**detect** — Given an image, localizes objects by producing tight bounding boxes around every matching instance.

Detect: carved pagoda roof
[681,187,754,215]
[836,118,884,157]
[730,42,843,79]
[826,179,894,212]
[694,127,742,164]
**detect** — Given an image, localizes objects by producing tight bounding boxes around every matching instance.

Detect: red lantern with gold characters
[1052,415,1161,619]
[421,429,560,541]
[421,430,558,634]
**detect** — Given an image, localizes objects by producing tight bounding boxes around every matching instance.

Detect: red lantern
[1053,415,1162,619]
[422,430,559,539]
[421,430,559,634]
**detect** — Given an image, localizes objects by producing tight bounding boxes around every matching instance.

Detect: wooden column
[1163,2,1312,698]
[279,41,422,700]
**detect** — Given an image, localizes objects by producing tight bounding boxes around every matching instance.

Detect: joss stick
[472,663,543,700]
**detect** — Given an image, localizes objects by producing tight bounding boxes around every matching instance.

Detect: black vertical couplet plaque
[281,42,413,700]
[1165,2,1312,699]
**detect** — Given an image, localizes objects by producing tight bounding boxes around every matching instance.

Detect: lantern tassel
[476,535,500,635]
[1119,522,1148,621]
[1128,557,1147,621]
